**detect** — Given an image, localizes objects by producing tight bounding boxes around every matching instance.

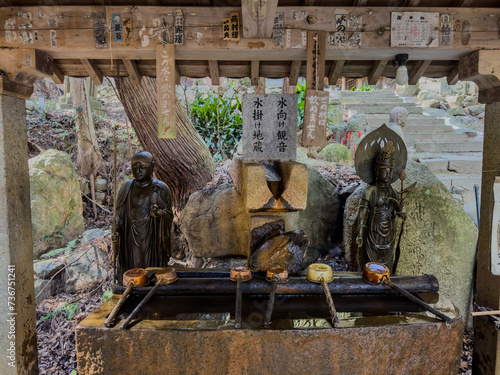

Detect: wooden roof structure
[0,1,499,101]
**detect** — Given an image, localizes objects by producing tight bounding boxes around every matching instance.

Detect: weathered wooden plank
[352,0,368,6]
[51,62,64,84]
[122,59,142,86]
[289,60,301,86]
[208,60,219,85]
[251,60,259,85]
[80,59,103,85]
[408,60,431,85]
[367,60,389,85]
[328,60,345,85]
[404,0,421,6]
[454,0,473,7]
[156,43,176,138]
[459,50,500,90]
[306,31,326,90]
[241,0,279,39]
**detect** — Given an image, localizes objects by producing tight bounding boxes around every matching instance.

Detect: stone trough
[76,269,462,374]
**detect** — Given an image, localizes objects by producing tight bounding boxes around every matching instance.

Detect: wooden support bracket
[368,60,389,85]
[408,60,431,85]
[81,59,103,85]
[447,66,459,85]
[459,50,500,103]
[328,60,345,86]
[122,59,142,86]
[208,60,219,86]
[51,62,64,85]
[0,76,33,100]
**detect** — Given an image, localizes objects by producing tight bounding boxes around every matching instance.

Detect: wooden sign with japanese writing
[306,31,326,91]
[222,18,231,41]
[242,94,297,161]
[302,90,329,147]
[174,10,184,46]
[156,43,176,138]
[230,12,240,41]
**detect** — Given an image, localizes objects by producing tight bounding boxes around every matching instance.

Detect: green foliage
[296,81,306,128]
[190,82,244,161]
[39,302,80,323]
[349,83,376,92]
[102,290,114,302]
[70,371,78,375]
[41,238,78,259]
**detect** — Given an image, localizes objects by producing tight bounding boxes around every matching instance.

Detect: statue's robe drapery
[115,178,173,279]
[358,184,398,270]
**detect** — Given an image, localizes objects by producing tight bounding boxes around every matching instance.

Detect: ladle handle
[321,278,341,328]
[385,280,453,324]
[263,279,278,328]
[235,278,243,329]
[120,282,162,330]
[105,283,134,328]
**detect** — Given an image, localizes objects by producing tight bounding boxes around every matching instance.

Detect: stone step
[341,97,405,104]
[349,106,423,114]
[366,117,446,126]
[415,142,483,153]
[341,90,395,97]
[404,125,454,133]
[417,153,483,174]
[344,102,415,108]
[405,133,469,144]
[436,173,482,190]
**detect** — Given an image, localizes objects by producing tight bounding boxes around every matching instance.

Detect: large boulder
[64,245,109,293]
[181,184,251,258]
[317,144,353,165]
[29,149,85,258]
[285,166,342,255]
[344,160,478,319]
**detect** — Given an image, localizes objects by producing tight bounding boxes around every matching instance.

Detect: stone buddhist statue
[354,125,407,272]
[115,151,173,280]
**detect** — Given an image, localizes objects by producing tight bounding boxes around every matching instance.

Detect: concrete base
[77,297,462,375]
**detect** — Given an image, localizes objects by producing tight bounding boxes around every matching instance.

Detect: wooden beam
[479,85,500,104]
[368,60,389,85]
[80,59,103,85]
[408,60,431,85]
[328,60,345,86]
[241,0,279,38]
[175,63,181,85]
[51,62,64,85]
[459,50,500,90]
[302,0,315,5]
[289,60,301,86]
[10,50,53,87]
[0,76,33,100]
[208,60,219,86]
[353,0,368,6]
[122,59,142,86]
[251,60,259,86]
[454,0,473,6]
[404,0,421,6]
[447,66,459,85]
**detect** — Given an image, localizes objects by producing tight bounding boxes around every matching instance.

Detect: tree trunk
[116,76,215,208]
[70,77,104,179]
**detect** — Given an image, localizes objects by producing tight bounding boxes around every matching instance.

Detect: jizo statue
[114,151,173,280]
[354,125,409,273]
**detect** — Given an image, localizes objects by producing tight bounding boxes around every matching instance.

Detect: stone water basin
[76,270,462,374]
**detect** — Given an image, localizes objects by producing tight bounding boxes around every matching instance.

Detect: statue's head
[131,151,155,182]
[375,142,395,184]
[389,107,408,128]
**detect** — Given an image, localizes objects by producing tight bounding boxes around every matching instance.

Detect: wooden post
[156,44,176,138]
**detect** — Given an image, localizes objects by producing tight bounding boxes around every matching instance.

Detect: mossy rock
[317,143,353,165]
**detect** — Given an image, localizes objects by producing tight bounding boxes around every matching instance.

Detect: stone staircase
[341,90,483,223]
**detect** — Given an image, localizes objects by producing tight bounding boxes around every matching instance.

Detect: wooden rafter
[208,60,219,86]
[454,0,474,7]
[80,59,103,85]
[447,66,459,85]
[251,60,259,85]
[328,60,345,85]
[368,60,389,85]
[352,0,368,6]
[404,0,422,6]
[302,0,315,5]
[122,59,142,86]
[289,60,301,86]
[51,62,64,84]
[408,60,431,85]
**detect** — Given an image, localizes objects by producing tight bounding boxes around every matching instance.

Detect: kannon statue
[114,151,173,280]
[354,125,408,273]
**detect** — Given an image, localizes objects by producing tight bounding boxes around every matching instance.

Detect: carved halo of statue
[114,151,173,281]
[354,124,407,273]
